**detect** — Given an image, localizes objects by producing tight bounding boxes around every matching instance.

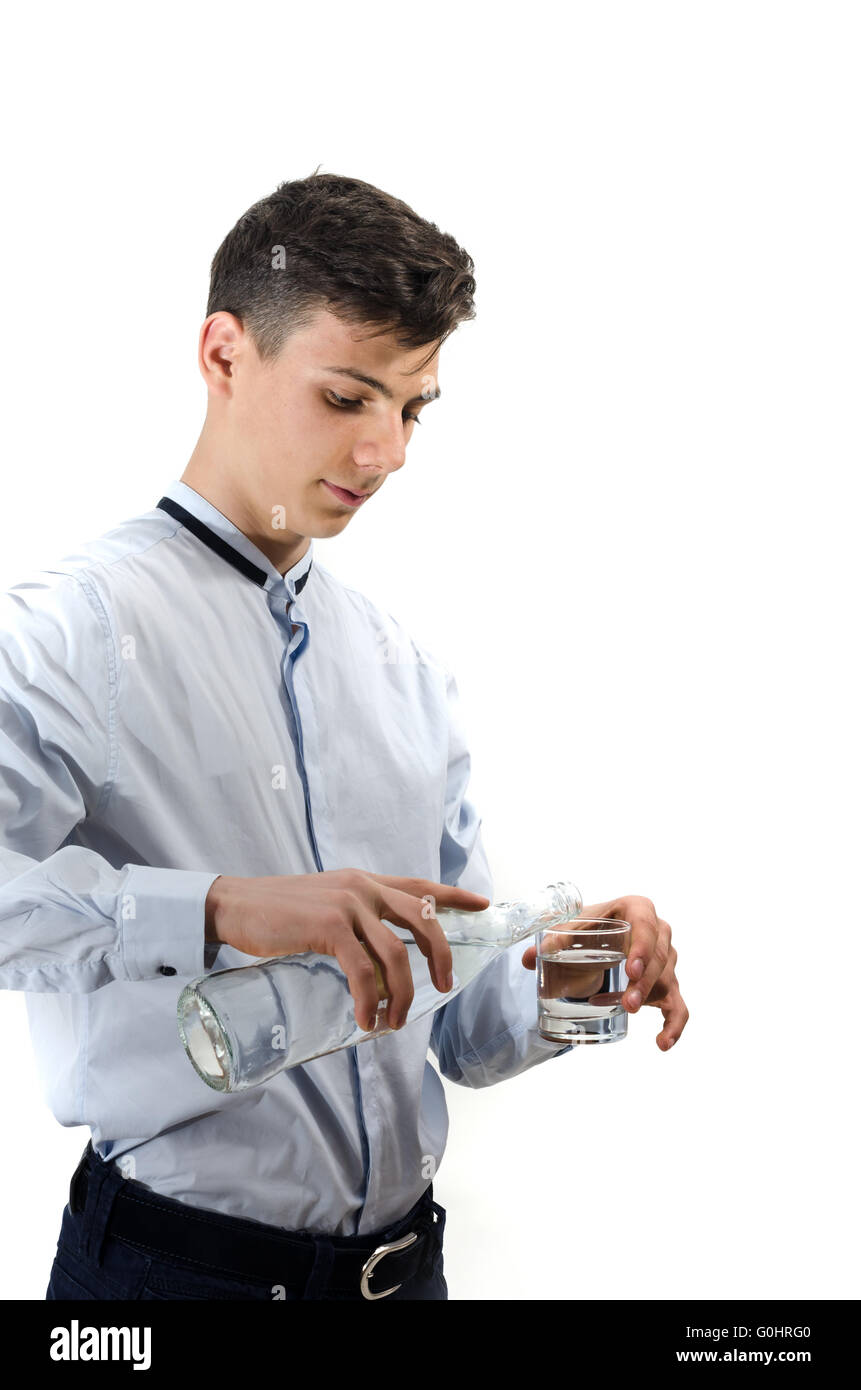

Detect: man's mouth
[322,480,372,508]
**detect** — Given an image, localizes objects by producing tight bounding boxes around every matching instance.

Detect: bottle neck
[505,882,584,943]
[437,882,583,947]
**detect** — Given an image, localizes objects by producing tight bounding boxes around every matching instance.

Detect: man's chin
[305,510,354,538]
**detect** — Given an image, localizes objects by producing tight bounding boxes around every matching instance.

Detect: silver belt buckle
[360,1230,418,1300]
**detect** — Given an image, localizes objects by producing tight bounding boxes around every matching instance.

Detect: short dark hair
[206,168,477,373]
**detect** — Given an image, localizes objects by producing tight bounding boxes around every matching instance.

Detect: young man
[0,172,687,1302]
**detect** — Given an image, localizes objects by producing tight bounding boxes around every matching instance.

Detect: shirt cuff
[119,866,222,982]
[524,1024,575,1062]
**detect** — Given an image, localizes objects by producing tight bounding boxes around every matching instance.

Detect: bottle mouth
[177,988,233,1091]
[541,881,584,925]
[501,881,583,944]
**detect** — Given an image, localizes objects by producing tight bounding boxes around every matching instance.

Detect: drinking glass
[537,919,632,1044]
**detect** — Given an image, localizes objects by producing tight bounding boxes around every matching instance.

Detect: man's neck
[179,461,310,578]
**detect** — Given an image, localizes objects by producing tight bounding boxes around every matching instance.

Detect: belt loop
[300,1237,335,1301]
[81,1149,122,1267]
[430,1198,446,1239]
[423,1194,446,1277]
[68,1142,91,1217]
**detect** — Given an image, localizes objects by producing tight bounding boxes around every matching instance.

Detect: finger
[355,909,416,1030]
[357,940,388,1001]
[368,873,490,910]
[623,910,667,1011]
[634,917,672,1008]
[332,933,387,1034]
[653,982,689,1050]
[521,944,537,970]
[365,876,489,989]
[578,899,618,918]
[635,947,676,1008]
[370,884,455,992]
[577,899,656,1004]
[642,943,678,1006]
[537,927,574,956]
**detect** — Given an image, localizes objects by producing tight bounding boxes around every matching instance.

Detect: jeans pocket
[140,1259,282,1301]
[46,1257,100,1301]
[47,1247,131,1300]
[47,1240,153,1301]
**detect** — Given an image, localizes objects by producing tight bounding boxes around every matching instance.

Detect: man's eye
[326,391,421,426]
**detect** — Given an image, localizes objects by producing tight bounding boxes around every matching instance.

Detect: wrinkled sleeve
[428,666,573,1087]
[0,572,219,993]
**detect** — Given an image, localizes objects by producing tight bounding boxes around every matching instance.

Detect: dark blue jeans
[46,1143,448,1301]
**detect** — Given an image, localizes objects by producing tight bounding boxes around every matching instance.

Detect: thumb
[521,943,537,970]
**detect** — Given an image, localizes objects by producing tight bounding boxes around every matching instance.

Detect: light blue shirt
[0,480,570,1237]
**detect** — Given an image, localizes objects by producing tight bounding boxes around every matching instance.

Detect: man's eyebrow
[321,365,441,406]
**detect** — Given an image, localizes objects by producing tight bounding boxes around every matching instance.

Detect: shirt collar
[156,480,314,599]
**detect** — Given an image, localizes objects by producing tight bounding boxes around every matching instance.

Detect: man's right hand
[204,869,491,1034]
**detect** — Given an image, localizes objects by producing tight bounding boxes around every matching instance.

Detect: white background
[0,0,857,1302]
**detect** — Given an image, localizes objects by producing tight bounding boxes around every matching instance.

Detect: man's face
[206,306,441,544]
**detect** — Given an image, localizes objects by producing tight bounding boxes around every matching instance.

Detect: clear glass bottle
[177,880,583,1092]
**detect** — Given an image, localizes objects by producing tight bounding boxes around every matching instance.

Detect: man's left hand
[521,895,688,1051]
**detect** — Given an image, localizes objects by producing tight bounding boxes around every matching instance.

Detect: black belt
[69,1145,442,1300]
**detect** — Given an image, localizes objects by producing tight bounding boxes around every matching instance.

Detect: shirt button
[158,965,177,976]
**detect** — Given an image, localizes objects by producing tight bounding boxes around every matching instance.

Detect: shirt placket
[273,589,374,1229]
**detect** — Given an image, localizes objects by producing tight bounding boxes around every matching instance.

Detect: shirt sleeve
[0,570,220,993]
[428,665,574,1087]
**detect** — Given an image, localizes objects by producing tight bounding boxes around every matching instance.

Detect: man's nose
[354,426,407,477]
